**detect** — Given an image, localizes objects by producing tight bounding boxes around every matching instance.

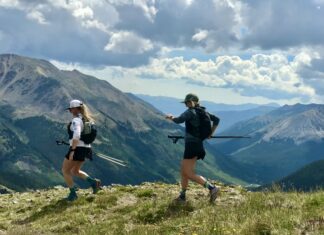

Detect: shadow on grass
[166,200,195,216]
[14,199,71,225]
[136,200,195,224]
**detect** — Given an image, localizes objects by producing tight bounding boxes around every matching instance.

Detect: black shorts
[65,147,93,162]
[183,141,206,160]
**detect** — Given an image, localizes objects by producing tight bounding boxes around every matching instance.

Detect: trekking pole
[55,140,128,167]
[168,135,251,144]
[96,153,128,168]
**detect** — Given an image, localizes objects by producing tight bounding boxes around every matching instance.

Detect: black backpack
[194,107,212,141]
[67,120,97,144]
[81,121,97,144]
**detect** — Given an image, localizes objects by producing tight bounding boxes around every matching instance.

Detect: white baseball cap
[67,99,83,110]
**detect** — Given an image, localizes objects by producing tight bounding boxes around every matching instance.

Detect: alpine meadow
[1,0,324,235]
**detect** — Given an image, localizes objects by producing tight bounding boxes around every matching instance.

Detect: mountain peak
[224,103,324,145]
[0,53,60,75]
[0,54,163,129]
[262,107,324,144]
[68,69,82,74]
[0,53,22,60]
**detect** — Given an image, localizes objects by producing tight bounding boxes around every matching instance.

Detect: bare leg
[70,161,89,180]
[71,161,101,194]
[182,157,206,186]
[181,160,189,190]
[62,158,74,188]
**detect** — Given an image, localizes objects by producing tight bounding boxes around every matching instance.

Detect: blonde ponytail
[80,104,94,122]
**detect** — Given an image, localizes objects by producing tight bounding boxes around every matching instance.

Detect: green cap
[181,93,199,103]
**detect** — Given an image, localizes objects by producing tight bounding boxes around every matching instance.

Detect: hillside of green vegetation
[276,160,324,191]
[0,183,323,234]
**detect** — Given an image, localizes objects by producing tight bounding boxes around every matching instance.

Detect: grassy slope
[276,160,324,191]
[0,183,323,235]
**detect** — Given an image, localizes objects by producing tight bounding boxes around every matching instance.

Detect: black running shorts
[183,141,206,160]
[65,147,93,161]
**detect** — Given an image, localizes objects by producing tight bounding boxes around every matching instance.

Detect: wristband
[70,149,76,152]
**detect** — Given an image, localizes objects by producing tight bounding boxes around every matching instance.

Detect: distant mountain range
[135,94,279,132]
[217,104,324,184]
[0,54,244,191]
[215,107,277,132]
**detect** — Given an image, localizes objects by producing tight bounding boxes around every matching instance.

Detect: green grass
[0,183,323,235]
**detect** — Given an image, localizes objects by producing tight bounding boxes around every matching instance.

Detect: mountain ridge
[136,94,280,113]
[216,103,324,183]
[223,103,324,145]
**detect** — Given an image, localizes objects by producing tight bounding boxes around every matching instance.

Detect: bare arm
[69,118,82,160]
[210,125,218,138]
[71,139,79,150]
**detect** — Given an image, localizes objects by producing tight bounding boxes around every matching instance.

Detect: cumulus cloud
[45,0,112,32]
[117,53,315,100]
[192,30,209,42]
[0,0,242,66]
[114,0,240,50]
[72,5,93,19]
[0,0,158,67]
[1,0,324,66]
[107,0,158,22]
[291,48,324,97]
[242,0,324,49]
[2,0,324,101]
[105,31,154,54]
[26,10,48,24]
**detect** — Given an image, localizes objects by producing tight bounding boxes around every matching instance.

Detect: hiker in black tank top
[166,93,220,203]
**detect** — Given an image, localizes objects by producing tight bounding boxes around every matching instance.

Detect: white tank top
[69,114,91,148]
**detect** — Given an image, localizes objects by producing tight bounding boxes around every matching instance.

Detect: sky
[1,0,324,105]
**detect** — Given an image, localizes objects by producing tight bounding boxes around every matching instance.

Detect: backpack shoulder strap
[194,106,206,115]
